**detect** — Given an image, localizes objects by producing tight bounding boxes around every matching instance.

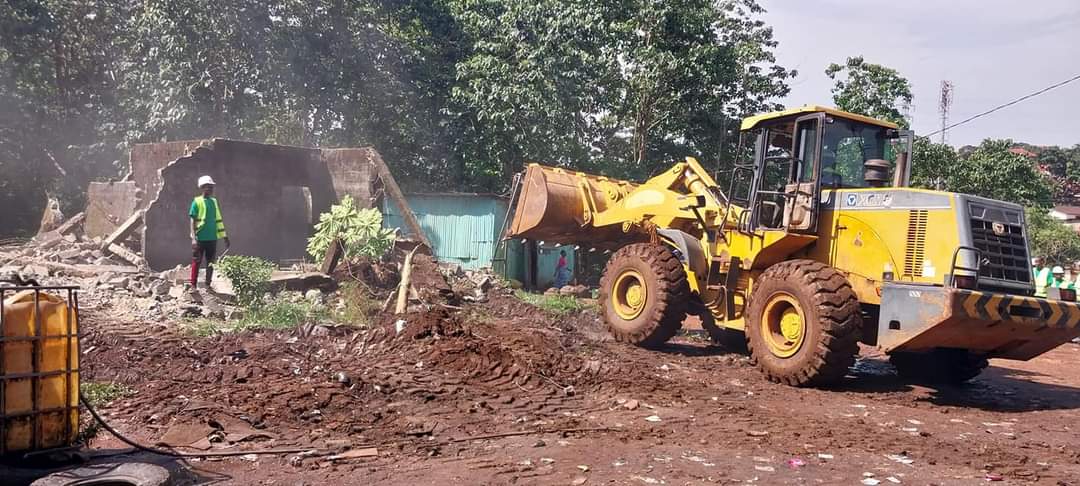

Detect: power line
[923,72,1080,139]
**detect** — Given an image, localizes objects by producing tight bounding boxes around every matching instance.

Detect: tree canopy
[0,0,795,236]
[825,56,912,128]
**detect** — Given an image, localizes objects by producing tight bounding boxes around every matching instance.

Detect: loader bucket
[505,164,636,246]
[877,282,1080,360]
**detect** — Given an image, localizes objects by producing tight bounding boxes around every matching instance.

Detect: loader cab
[730,106,912,234]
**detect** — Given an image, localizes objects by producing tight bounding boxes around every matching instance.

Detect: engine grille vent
[904,210,928,278]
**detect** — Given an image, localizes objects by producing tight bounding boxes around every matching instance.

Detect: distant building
[1009,147,1038,158]
[1049,205,1080,233]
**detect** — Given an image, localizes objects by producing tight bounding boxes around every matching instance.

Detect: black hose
[79,392,315,458]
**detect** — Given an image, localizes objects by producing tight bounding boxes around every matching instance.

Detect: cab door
[784,113,824,233]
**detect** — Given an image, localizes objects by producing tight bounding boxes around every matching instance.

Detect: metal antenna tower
[938,80,953,144]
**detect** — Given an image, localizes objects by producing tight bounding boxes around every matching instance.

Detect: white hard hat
[1053,266,1065,274]
[197,175,216,187]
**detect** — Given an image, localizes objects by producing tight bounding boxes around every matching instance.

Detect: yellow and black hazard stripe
[957,290,1080,329]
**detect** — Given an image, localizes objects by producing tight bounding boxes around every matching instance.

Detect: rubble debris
[54,212,86,236]
[101,210,144,250]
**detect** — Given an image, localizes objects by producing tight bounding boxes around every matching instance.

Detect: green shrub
[81,382,132,406]
[337,282,382,327]
[307,195,397,262]
[514,290,590,316]
[217,255,275,307]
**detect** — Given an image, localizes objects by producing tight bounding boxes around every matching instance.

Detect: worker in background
[189,175,230,288]
[1050,266,1074,290]
[1033,257,1051,297]
[554,250,572,288]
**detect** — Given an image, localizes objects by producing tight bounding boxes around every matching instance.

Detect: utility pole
[938,81,953,144]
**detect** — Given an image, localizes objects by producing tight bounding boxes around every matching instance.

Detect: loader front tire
[600,243,688,348]
[889,348,988,384]
[746,260,862,387]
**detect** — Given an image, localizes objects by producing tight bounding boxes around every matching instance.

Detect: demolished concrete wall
[85,181,140,239]
[130,139,210,209]
[141,139,379,271]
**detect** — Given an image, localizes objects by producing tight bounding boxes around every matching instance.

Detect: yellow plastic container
[1,288,79,455]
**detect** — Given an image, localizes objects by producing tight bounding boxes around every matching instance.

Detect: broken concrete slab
[101,210,144,250]
[54,212,86,236]
[105,243,144,267]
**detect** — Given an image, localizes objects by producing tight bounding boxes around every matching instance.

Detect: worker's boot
[205,265,214,289]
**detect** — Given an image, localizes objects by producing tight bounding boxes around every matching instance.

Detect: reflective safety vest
[1034,267,1052,297]
[1051,278,1075,290]
[192,196,227,239]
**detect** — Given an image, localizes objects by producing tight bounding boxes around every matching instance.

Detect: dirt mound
[82,300,610,450]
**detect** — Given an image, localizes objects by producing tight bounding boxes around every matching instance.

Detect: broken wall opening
[138,139,379,271]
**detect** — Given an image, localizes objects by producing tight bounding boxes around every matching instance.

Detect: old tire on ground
[889,348,989,384]
[599,243,688,348]
[31,462,171,486]
[746,260,862,386]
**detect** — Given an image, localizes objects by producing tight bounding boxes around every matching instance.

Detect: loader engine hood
[823,187,1033,294]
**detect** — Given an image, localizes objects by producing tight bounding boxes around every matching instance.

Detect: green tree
[825,56,912,128]
[911,138,1053,209]
[1027,208,1080,264]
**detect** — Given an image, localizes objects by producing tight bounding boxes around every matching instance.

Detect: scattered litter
[539,457,555,465]
[645,415,662,422]
[613,459,628,467]
[900,427,918,433]
[786,458,806,468]
[886,477,901,484]
[754,465,775,472]
[746,430,769,437]
[394,319,407,334]
[624,399,640,410]
[886,453,914,465]
[984,473,1004,481]
[817,453,834,460]
[852,404,867,409]
[659,364,670,371]
[571,477,588,486]
[240,454,258,462]
[630,476,661,484]
[906,419,923,425]
[577,465,590,472]
[861,479,881,486]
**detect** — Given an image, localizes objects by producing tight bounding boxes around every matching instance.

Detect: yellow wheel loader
[507,105,1080,386]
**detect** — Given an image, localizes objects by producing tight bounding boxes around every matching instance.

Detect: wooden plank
[101,209,144,249]
[370,151,432,249]
[106,243,145,267]
[320,238,345,274]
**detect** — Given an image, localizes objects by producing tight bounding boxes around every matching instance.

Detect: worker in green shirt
[1033,257,1052,297]
[1050,266,1074,290]
[189,175,230,288]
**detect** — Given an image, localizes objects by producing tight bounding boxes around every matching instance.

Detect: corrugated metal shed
[383,194,523,277]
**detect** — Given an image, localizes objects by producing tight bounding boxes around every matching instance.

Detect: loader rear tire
[600,243,688,348]
[889,348,988,384]
[746,260,862,387]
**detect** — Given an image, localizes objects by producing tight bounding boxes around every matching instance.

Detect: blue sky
[761,0,1080,147]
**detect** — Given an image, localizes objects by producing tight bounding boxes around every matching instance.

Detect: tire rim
[761,292,805,358]
[612,269,647,320]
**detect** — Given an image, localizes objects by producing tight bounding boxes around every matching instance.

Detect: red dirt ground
[10,289,1080,485]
